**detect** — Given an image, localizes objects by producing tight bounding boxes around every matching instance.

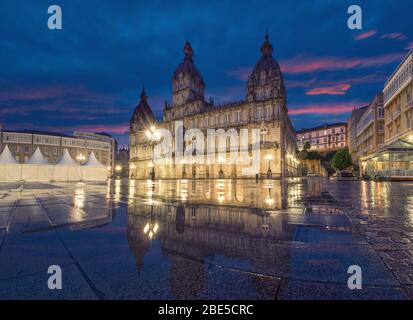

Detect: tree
[303,141,311,151]
[332,149,352,171]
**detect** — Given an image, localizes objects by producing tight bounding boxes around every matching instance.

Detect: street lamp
[76,153,85,163]
[145,125,159,180]
[265,154,274,178]
[265,190,274,207]
[143,206,159,240]
[181,158,187,178]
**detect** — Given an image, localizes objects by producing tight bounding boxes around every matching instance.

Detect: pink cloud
[306,84,351,95]
[280,52,404,74]
[0,84,111,103]
[227,67,251,81]
[289,101,367,115]
[380,33,407,41]
[354,30,378,40]
[43,124,130,135]
[70,124,130,134]
[229,52,405,79]
[285,73,386,90]
[406,42,413,50]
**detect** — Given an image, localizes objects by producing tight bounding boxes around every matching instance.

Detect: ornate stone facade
[129,35,297,179]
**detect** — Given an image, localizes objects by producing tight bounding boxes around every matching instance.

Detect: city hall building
[129,35,298,179]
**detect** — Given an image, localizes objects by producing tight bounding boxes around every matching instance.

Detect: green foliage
[303,141,311,151]
[331,149,352,171]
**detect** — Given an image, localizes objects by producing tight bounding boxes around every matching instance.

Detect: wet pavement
[0,178,411,300]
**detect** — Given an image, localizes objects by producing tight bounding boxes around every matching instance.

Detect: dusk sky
[1,0,412,147]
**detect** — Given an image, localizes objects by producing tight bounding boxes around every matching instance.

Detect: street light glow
[76,153,85,161]
[265,154,274,161]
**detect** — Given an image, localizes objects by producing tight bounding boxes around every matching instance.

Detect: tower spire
[261,32,273,57]
[140,86,147,102]
[183,39,193,60]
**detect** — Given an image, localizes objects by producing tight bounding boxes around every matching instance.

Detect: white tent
[21,147,53,182]
[53,149,82,181]
[0,145,21,182]
[81,152,107,181]
[26,147,49,165]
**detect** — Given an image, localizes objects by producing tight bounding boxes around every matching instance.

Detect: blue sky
[0,0,412,146]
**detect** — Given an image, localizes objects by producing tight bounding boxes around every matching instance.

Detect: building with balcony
[296,122,348,153]
[0,128,114,170]
[355,93,385,171]
[383,50,413,145]
[360,50,413,179]
[348,105,368,164]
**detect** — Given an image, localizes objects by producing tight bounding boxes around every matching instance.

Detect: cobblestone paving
[326,180,413,299]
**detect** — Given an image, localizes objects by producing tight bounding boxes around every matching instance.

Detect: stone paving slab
[0,213,10,229]
[8,202,50,233]
[278,279,407,300]
[0,263,98,300]
[205,241,397,286]
[0,230,72,280]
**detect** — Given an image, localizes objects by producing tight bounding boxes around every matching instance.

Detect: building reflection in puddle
[125,179,354,298]
[134,179,290,210]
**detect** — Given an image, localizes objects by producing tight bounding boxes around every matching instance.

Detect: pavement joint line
[35,194,103,300]
[0,261,77,282]
[325,185,409,292]
[0,191,18,255]
[162,245,405,290]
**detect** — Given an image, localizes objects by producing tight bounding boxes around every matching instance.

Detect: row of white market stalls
[0,145,108,182]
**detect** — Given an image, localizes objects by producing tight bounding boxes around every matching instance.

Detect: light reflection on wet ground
[0,178,410,299]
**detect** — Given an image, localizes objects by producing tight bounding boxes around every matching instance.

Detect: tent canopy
[0,145,18,164]
[56,149,77,166]
[83,152,104,167]
[26,147,49,165]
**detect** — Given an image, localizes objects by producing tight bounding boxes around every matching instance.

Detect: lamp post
[182,158,187,178]
[145,125,159,180]
[76,153,85,163]
[129,163,136,179]
[218,156,225,178]
[143,200,159,240]
[265,187,274,207]
[115,165,122,179]
[265,154,274,178]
